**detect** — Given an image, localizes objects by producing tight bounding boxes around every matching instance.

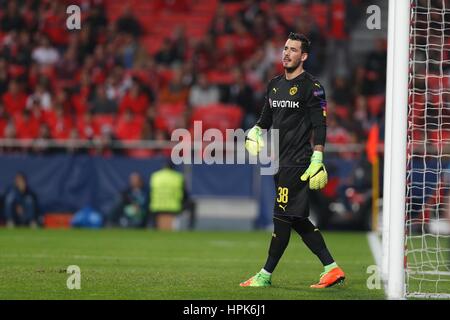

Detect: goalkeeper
[241,32,345,289]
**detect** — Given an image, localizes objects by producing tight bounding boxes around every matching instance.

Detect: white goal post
[384,0,450,299]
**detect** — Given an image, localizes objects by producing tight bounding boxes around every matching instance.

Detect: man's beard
[284,61,302,73]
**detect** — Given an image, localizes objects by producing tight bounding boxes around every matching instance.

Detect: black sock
[263,216,292,273]
[292,218,335,266]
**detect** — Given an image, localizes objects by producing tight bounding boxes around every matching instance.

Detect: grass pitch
[0,229,384,300]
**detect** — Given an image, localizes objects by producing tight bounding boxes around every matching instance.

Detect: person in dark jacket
[4,172,40,227]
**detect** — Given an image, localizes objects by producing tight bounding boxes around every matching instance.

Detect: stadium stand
[0,0,381,155]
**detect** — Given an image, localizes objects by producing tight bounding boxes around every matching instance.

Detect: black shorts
[273,166,309,218]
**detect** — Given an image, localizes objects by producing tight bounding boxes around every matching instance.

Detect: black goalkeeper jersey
[256,71,327,167]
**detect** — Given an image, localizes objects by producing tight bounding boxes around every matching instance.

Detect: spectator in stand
[56,45,79,83]
[244,44,274,85]
[179,61,195,87]
[31,35,60,66]
[78,25,97,58]
[105,65,131,102]
[26,82,52,111]
[77,111,99,141]
[359,39,388,122]
[155,38,178,67]
[21,1,40,32]
[229,17,255,61]
[116,6,143,38]
[0,102,7,137]
[293,14,326,76]
[118,35,138,70]
[331,76,352,117]
[191,34,215,72]
[41,1,69,48]
[0,0,388,175]
[0,1,25,32]
[337,153,373,228]
[109,172,148,228]
[249,11,271,43]
[45,106,73,140]
[66,128,86,155]
[2,118,17,151]
[28,98,44,123]
[225,68,255,129]
[85,3,109,40]
[170,25,188,63]
[53,88,73,115]
[4,172,40,228]
[0,58,9,95]
[362,38,388,96]
[188,74,220,108]
[152,129,172,157]
[326,0,351,80]
[238,0,263,31]
[158,67,189,105]
[94,125,116,157]
[115,109,144,141]
[103,42,121,73]
[119,79,150,115]
[2,30,33,67]
[31,123,52,155]
[264,1,290,37]
[209,3,233,36]
[216,40,238,72]
[2,80,27,115]
[89,84,118,114]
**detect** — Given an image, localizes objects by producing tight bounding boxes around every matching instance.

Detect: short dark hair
[288,32,311,54]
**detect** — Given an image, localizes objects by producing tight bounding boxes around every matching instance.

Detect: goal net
[406,0,450,298]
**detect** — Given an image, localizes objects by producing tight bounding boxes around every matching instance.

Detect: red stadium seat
[8,64,27,78]
[42,109,73,140]
[115,114,145,140]
[154,103,186,133]
[334,104,350,119]
[76,116,101,140]
[276,4,304,26]
[206,70,234,85]
[14,114,40,140]
[223,3,244,16]
[217,34,255,60]
[142,35,167,55]
[184,26,206,39]
[217,35,237,50]
[93,114,116,134]
[310,3,329,33]
[0,117,7,138]
[190,104,243,141]
[366,95,385,117]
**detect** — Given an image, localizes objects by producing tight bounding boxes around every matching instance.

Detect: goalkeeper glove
[245,126,264,156]
[300,151,328,190]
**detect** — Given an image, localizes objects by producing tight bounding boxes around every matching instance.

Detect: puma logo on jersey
[278,204,287,211]
[272,87,278,93]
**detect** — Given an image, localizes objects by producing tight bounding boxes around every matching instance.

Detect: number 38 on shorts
[277,187,289,204]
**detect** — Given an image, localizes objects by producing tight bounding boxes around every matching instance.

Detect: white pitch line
[367,231,388,298]
[367,232,382,267]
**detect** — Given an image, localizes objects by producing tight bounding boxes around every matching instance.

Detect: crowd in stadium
[0,0,386,158]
